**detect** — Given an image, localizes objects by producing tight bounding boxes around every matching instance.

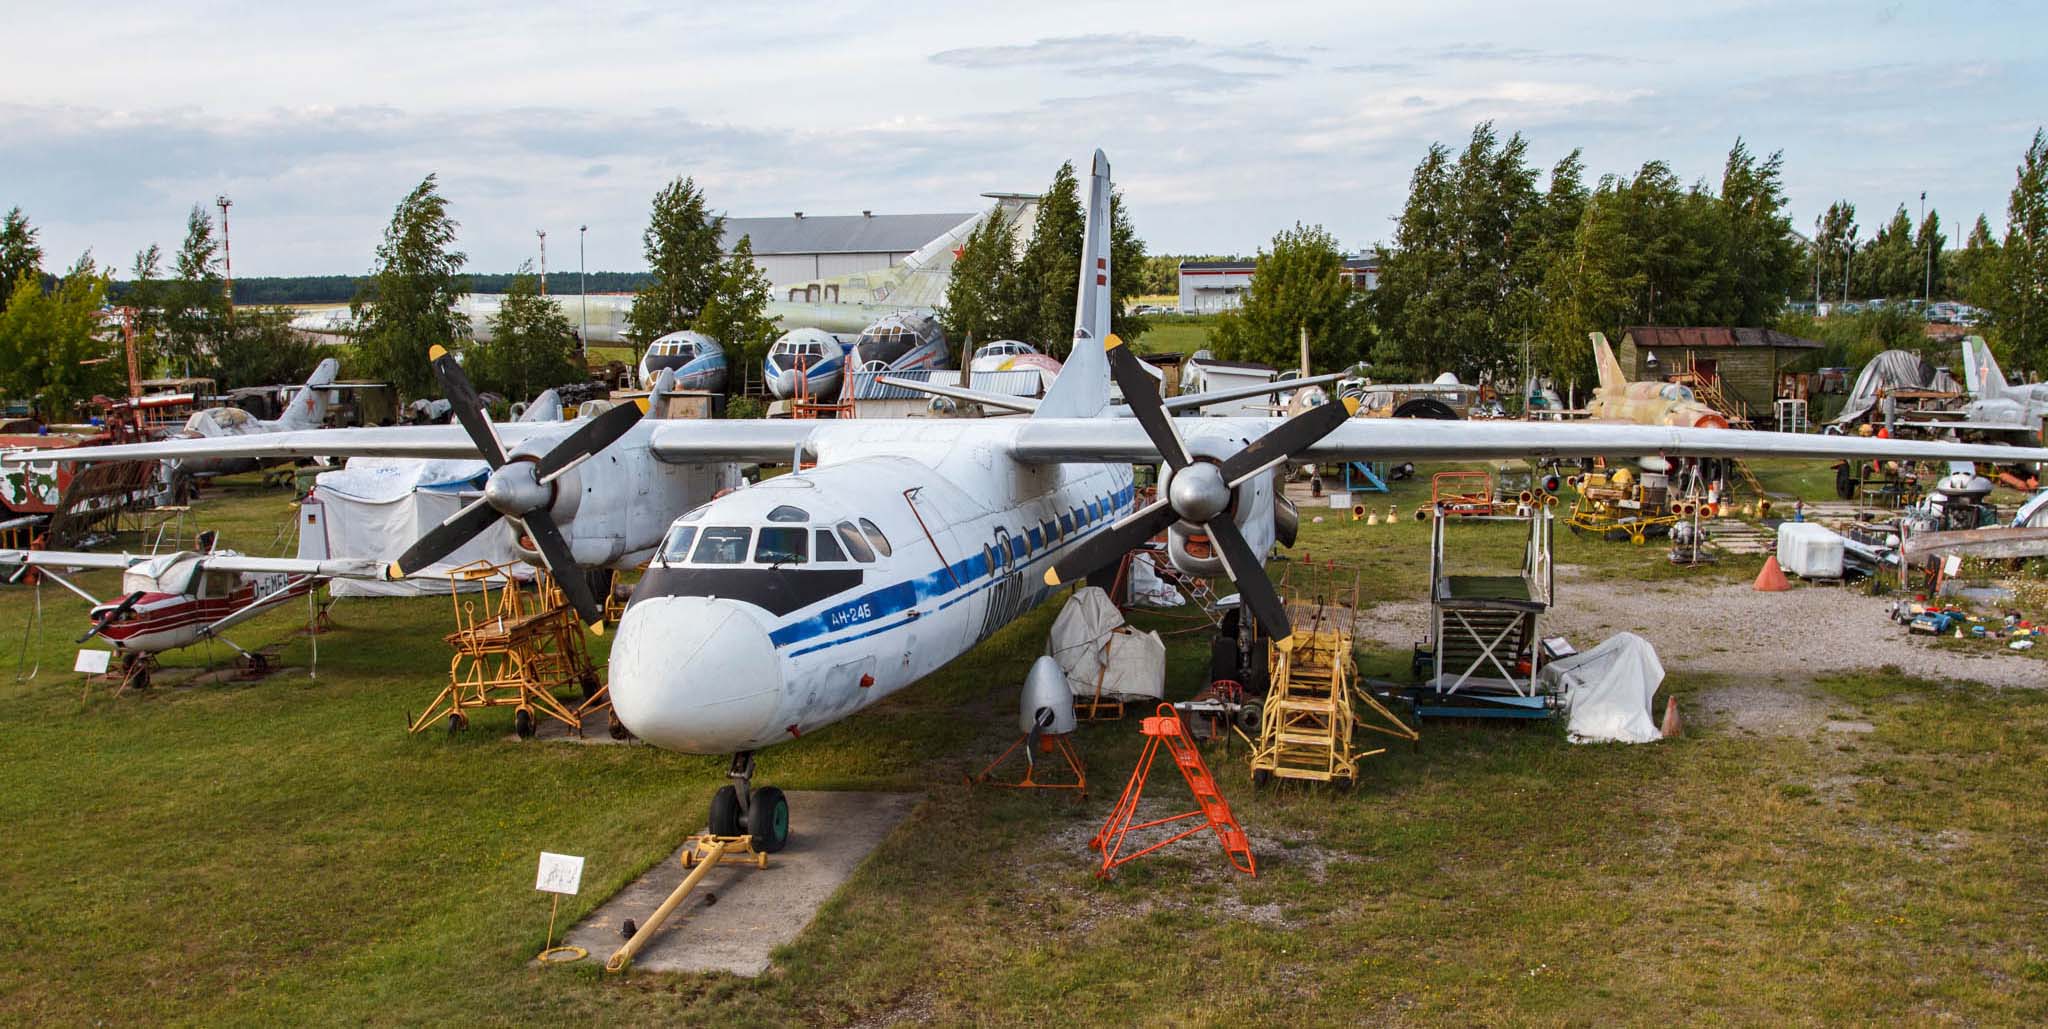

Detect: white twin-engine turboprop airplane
[20,150,2048,853]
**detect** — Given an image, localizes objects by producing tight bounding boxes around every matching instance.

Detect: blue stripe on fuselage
[769,481,1135,656]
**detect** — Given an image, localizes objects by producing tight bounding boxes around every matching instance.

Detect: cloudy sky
[5,1,2043,278]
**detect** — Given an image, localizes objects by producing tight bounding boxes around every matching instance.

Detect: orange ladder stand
[1090,704,1256,878]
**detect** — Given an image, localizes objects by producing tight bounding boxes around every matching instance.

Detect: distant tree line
[116,269,660,306]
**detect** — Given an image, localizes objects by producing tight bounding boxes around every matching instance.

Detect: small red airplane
[2,540,382,688]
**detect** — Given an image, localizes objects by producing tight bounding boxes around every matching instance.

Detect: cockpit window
[766,504,809,523]
[814,528,847,562]
[836,521,876,562]
[755,527,807,565]
[691,526,752,564]
[858,518,893,557]
[1660,384,1695,403]
[660,525,697,562]
[680,506,706,523]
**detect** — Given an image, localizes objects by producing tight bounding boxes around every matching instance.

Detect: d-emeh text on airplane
[22,152,2045,850]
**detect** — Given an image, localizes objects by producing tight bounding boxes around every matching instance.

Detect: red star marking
[951,246,965,260]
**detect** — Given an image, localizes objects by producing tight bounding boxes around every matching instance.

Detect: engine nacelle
[1161,434,1279,578]
[1020,655,1076,736]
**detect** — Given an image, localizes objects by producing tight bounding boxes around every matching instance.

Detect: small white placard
[1327,491,1351,510]
[75,649,112,674]
[535,852,584,895]
[1943,555,1963,576]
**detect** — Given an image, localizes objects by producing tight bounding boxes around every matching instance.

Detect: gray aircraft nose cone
[1168,462,1231,523]
[483,461,549,515]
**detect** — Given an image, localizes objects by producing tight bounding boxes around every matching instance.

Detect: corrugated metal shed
[721,213,975,256]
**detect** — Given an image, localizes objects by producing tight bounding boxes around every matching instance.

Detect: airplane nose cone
[609,597,785,753]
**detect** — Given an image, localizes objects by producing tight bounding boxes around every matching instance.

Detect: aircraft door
[976,527,1026,644]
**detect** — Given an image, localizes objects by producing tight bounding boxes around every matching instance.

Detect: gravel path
[1354,566,2045,690]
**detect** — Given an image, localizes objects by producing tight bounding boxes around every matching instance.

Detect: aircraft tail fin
[277,358,341,430]
[1963,335,2007,397]
[1033,149,1113,420]
[1590,333,1627,394]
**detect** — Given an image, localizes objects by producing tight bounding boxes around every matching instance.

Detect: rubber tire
[447,712,468,735]
[709,785,744,837]
[608,713,632,741]
[1236,700,1263,734]
[750,786,790,854]
[514,707,536,739]
[1252,768,1273,789]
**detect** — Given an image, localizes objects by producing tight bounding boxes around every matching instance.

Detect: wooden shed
[1618,326,1824,418]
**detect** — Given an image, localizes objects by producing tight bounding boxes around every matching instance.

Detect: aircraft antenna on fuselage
[1034,149,1113,419]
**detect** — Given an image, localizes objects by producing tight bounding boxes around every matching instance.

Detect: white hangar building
[720,211,976,288]
[1176,252,1385,314]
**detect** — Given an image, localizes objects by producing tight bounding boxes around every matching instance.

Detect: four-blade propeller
[387,345,642,629]
[1044,339,1348,640]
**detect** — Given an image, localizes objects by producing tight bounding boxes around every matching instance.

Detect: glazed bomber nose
[608,597,784,753]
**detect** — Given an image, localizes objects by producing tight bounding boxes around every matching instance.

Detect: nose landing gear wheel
[750,786,790,853]
[708,785,744,836]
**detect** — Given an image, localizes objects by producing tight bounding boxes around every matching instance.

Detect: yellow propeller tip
[428,344,449,360]
[385,561,405,580]
[590,621,605,637]
[1104,333,1124,351]
[1042,569,1062,586]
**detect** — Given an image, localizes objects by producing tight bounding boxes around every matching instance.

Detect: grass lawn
[2,465,2044,1023]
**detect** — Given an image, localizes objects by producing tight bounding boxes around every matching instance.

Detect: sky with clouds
[5,1,2043,278]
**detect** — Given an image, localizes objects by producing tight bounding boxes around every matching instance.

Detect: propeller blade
[536,399,644,482]
[1206,518,1291,640]
[1219,399,1351,487]
[79,591,145,643]
[389,494,502,578]
[1043,499,1177,587]
[522,510,605,629]
[1106,343,1191,470]
[429,345,507,468]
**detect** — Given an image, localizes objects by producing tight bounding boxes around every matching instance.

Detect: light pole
[215,194,235,326]
[1921,191,1932,305]
[537,229,548,296]
[578,225,589,354]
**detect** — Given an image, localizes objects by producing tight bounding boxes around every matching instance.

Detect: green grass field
[2,466,2045,1023]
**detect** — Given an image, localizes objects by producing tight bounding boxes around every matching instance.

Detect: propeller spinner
[386,345,642,629]
[1043,338,1349,640]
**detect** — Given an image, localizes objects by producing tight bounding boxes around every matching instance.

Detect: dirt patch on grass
[1355,567,2042,690]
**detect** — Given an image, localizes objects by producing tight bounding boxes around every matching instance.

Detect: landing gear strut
[709,751,789,853]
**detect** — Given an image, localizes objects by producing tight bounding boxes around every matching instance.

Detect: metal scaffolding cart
[1412,504,1556,718]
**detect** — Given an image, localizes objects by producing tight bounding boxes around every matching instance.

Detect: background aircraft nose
[609,597,784,753]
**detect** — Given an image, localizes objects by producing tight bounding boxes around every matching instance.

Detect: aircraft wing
[1885,419,2043,438]
[1009,418,2048,465]
[0,549,386,580]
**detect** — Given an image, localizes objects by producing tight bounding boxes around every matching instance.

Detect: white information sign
[535,852,584,895]
[75,649,112,675]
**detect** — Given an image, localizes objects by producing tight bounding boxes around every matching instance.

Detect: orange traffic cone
[1660,695,1684,738]
[1753,555,1791,592]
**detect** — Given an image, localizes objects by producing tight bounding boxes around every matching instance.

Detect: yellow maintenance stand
[1248,627,1418,787]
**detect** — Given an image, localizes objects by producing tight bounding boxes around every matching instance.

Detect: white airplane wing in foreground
[12,414,2047,472]
[1006,417,2048,466]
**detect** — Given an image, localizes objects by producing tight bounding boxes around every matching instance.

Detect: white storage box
[1776,522,1846,579]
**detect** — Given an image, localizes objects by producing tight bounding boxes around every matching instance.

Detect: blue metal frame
[1343,461,1390,494]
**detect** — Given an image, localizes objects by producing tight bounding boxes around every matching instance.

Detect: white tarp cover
[297,458,530,596]
[1046,587,1166,702]
[1126,552,1186,608]
[1541,632,1664,744]
[1777,522,1846,579]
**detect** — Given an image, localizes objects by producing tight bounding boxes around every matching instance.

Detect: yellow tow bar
[603,834,767,974]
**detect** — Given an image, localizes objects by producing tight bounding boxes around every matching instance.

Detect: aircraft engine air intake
[1044,341,1350,641]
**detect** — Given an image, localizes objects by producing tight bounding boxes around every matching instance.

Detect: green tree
[625,177,723,364]
[1717,139,1799,325]
[0,208,42,316]
[1812,201,1859,302]
[956,164,1147,357]
[1982,128,2048,375]
[211,308,324,389]
[473,262,580,401]
[1953,213,1999,305]
[0,253,119,418]
[1861,205,1918,299]
[940,211,1026,345]
[692,236,777,389]
[126,243,168,374]
[1015,162,1086,352]
[160,204,229,377]
[349,174,469,398]
[1209,223,1368,370]
[1371,122,1542,381]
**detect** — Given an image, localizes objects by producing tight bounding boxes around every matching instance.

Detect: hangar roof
[721,212,975,256]
[1622,326,1824,350]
